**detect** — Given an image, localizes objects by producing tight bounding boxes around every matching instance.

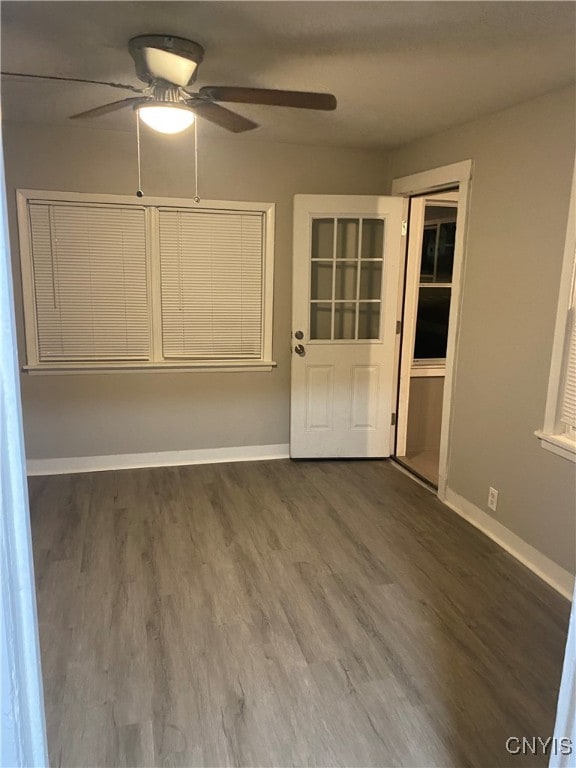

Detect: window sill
[411,363,446,378]
[535,430,576,463]
[23,361,277,375]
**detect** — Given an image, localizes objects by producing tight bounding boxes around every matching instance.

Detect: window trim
[17,189,276,373]
[536,160,576,461]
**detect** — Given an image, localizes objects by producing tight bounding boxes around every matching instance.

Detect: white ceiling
[1,1,575,149]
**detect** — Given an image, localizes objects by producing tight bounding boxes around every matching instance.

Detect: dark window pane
[311,262,333,300]
[334,303,356,339]
[311,219,334,260]
[437,222,456,282]
[424,205,456,223]
[334,261,357,300]
[420,226,436,282]
[358,303,380,339]
[359,261,382,300]
[361,219,384,259]
[414,287,451,359]
[310,303,332,339]
[336,219,359,260]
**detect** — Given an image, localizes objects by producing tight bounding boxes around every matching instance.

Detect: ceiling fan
[2,34,337,134]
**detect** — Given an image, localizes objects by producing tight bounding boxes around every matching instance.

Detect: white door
[290,194,404,458]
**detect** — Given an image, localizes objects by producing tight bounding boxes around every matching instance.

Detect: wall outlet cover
[488,486,499,512]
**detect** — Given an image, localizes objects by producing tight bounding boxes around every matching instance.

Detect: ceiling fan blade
[188,101,258,133]
[70,97,146,120]
[198,86,337,111]
[1,71,142,93]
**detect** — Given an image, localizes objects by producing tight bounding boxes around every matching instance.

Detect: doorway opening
[391,160,473,501]
[395,190,458,486]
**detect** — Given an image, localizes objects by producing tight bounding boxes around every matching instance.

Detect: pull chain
[193,117,200,203]
[136,112,143,197]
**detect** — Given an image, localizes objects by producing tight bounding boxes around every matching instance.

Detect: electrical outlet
[488,487,499,512]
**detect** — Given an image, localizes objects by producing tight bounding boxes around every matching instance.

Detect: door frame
[391,160,473,500]
[396,190,459,460]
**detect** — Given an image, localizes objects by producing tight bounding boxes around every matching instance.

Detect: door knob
[294,344,306,356]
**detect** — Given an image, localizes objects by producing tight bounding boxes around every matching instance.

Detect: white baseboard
[26,443,290,476]
[444,488,574,601]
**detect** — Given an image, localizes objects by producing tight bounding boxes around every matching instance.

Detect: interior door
[290,194,404,458]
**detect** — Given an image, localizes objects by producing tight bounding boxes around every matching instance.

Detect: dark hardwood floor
[29,459,570,768]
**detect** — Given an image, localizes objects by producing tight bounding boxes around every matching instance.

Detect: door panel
[351,365,380,430]
[290,195,403,458]
[306,366,334,430]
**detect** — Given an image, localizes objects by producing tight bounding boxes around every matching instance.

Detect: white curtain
[550,591,576,768]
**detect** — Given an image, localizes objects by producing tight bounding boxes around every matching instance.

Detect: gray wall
[3,122,390,459]
[389,85,576,574]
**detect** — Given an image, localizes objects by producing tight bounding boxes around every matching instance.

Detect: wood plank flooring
[29,459,570,768]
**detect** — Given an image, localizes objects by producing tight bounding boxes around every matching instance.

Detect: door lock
[294,330,304,340]
[294,344,306,356]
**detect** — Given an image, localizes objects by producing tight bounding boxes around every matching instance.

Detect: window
[309,216,385,341]
[560,304,576,440]
[17,191,275,372]
[536,164,576,461]
[412,203,457,370]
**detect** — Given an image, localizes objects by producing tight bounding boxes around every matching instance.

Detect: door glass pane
[334,261,357,300]
[336,219,359,260]
[333,303,356,340]
[361,219,384,259]
[437,221,456,282]
[358,303,380,339]
[359,261,382,300]
[310,303,332,340]
[414,287,451,358]
[311,262,333,301]
[311,218,334,260]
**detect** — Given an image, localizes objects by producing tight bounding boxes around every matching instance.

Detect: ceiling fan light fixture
[137,103,195,134]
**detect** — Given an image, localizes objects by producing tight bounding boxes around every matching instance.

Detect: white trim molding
[534,430,576,463]
[537,159,576,461]
[444,488,575,601]
[391,160,473,197]
[26,443,290,476]
[392,160,473,499]
[24,361,276,375]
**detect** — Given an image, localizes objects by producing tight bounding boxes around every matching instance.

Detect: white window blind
[28,202,149,361]
[159,209,264,359]
[19,191,274,371]
[560,306,576,430]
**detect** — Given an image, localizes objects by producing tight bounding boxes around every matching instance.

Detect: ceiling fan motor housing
[150,84,185,104]
[129,34,205,87]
